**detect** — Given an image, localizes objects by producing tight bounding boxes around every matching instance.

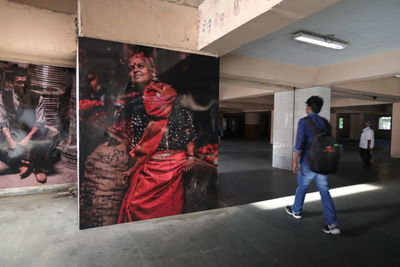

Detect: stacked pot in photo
[28,65,76,169]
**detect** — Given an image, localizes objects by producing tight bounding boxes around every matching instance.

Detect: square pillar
[391,103,400,158]
[270,110,274,144]
[272,91,294,170]
[272,87,331,171]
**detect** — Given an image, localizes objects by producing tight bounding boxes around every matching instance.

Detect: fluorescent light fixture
[292,31,349,50]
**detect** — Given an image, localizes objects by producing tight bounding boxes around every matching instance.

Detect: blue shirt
[294,112,330,165]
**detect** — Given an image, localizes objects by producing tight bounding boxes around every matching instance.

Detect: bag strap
[322,117,332,136]
[305,117,324,135]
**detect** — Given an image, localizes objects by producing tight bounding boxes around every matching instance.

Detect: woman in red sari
[117,53,196,222]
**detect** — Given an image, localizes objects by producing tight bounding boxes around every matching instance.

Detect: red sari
[118,85,186,222]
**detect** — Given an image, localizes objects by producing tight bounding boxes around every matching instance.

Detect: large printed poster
[79,37,219,229]
[0,61,76,189]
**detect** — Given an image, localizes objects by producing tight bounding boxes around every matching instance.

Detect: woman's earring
[152,72,159,82]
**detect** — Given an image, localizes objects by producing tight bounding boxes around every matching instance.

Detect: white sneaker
[322,224,341,235]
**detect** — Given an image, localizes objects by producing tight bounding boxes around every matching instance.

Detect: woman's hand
[121,167,135,184]
[183,156,196,172]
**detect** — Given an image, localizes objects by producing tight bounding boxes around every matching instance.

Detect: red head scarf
[142,82,177,118]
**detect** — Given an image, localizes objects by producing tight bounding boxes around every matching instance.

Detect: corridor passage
[1,139,399,266]
[218,139,399,206]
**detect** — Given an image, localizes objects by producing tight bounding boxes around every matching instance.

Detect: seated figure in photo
[0,66,59,183]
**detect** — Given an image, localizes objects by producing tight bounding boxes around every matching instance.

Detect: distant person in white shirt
[359,121,374,169]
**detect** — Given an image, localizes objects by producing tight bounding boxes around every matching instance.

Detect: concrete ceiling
[232,0,400,67]
[221,0,400,112]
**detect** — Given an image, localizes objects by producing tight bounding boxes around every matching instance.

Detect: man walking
[285,96,340,235]
[359,121,374,169]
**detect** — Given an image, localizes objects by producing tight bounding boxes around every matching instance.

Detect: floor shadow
[303,202,400,237]
[218,139,400,210]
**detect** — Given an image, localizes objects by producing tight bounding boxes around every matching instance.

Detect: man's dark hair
[12,66,28,77]
[306,96,324,113]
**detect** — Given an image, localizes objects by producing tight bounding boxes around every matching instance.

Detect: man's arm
[292,120,305,174]
[19,126,39,146]
[366,130,373,151]
[0,92,15,148]
[2,127,17,149]
[292,151,300,174]
[19,96,45,146]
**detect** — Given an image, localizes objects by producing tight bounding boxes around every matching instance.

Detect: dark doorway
[222,113,245,138]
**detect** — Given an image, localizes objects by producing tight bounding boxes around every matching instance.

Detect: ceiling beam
[220,54,315,88]
[314,49,400,85]
[78,0,212,56]
[220,101,273,112]
[220,77,292,101]
[333,77,400,97]
[331,97,389,108]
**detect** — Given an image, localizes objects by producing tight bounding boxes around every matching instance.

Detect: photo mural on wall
[0,60,76,189]
[79,37,219,229]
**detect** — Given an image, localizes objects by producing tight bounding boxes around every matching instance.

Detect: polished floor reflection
[218,139,400,207]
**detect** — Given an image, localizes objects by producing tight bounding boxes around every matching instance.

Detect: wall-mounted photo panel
[79,37,219,229]
[0,61,76,189]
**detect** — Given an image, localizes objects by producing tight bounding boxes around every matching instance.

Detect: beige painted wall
[79,0,207,55]
[0,0,76,67]
[349,114,362,140]
[391,103,400,158]
[245,112,261,125]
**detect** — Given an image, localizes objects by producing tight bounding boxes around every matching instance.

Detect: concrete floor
[218,139,400,206]
[1,139,400,266]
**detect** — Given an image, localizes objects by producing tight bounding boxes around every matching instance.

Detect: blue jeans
[292,164,338,225]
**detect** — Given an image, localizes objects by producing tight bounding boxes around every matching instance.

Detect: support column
[270,110,274,144]
[272,87,331,171]
[330,112,337,140]
[272,91,294,170]
[244,112,261,140]
[391,103,400,158]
